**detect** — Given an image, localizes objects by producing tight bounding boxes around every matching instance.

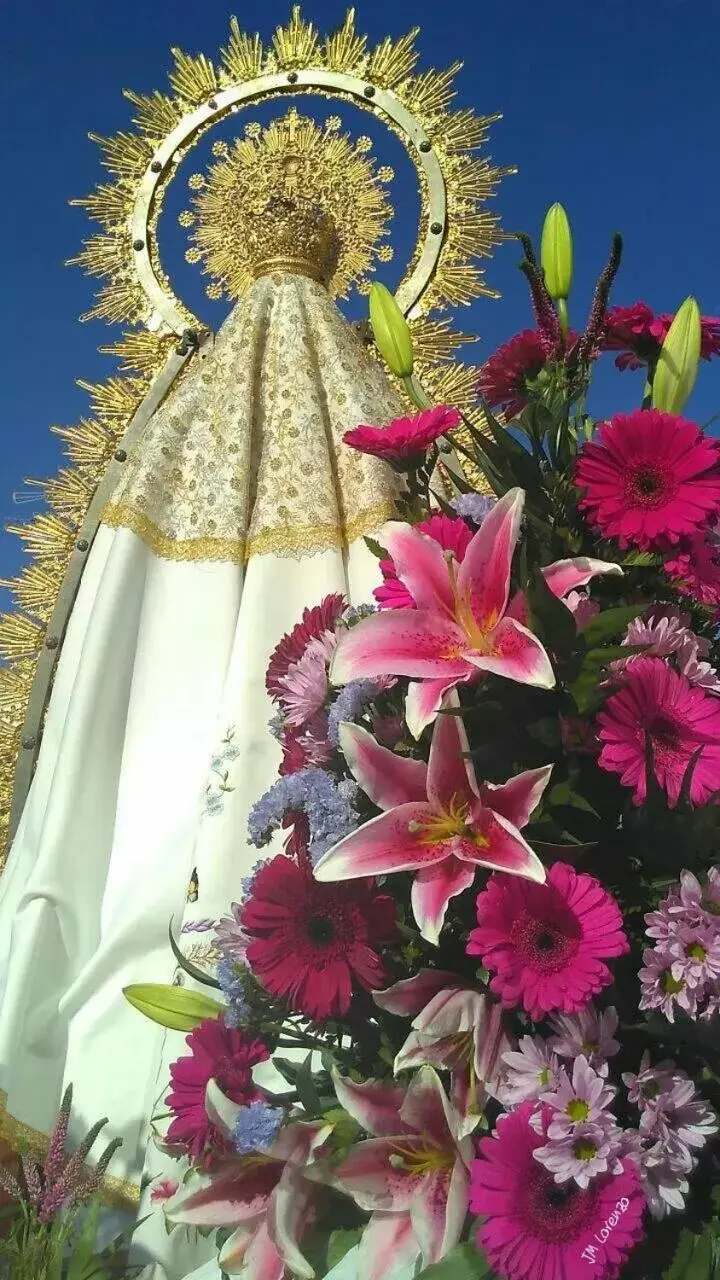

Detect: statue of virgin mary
[0,13,503,1277]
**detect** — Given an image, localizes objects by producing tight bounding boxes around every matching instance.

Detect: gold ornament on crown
[0,4,512,892]
[182,109,394,300]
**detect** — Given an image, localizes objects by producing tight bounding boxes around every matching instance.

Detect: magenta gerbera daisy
[374,512,474,610]
[166,1017,268,1165]
[665,530,720,613]
[597,656,720,807]
[602,301,720,371]
[478,327,558,418]
[575,410,720,550]
[265,594,345,702]
[240,855,397,1019]
[471,1102,646,1280]
[468,864,628,1021]
[343,405,460,464]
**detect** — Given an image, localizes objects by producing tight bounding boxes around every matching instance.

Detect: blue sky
[1,0,719,588]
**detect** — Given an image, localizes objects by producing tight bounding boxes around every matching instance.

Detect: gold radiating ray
[272,6,319,68]
[221,20,264,81]
[123,89,182,138]
[369,27,420,87]
[169,48,218,104]
[322,9,366,71]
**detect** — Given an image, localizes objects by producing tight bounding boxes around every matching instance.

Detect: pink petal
[165,1166,274,1227]
[217,1226,252,1272]
[373,969,460,1016]
[234,1219,285,1280]
[542,556,623,600]
[414,987,484,1038]
[426,696,479,812]
[314,803,441,883]
[269,1119,332,1167]
[480,764,553,831]
[506,588,528,624]
[330,610,470,684]
[462,808,546,882]
[456,487,524,629]
[400,1065,458,1149]
[394,1030,433,1075]
[411,857,476,944]
[410,1160,469,1267]
[383,521,455,616]
[333,1139,417,1211]
[357,1211,420,1280]
[405,674,470,740]
[465,616,555,689]
[332,1073,409,1139]
[339,721,428,811]
[205,1078,243,1139]
[266,1168,315,1280]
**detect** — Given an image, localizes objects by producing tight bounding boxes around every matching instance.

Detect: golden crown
[182,109,394,299]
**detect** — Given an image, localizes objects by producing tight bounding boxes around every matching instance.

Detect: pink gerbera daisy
[597,656,720,806]
[665,530,720,613]
[343,405,460,464]
[240,855,397,1019]
[266,595,345,702]
[575,410,720,550]
[468,864,628,1021]
[374,512,474,609]
[471,1102,646,1280]
[166,1017,268,1166]
[478,328,558,418]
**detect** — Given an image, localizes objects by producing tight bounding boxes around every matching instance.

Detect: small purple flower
[451,493,496,526]
[638,1134,692,1218]
[622,1050,677,1108]
[343,603,378,626]
[232,1101,284,1155]
[668,923,720,989]
[534,1121,623,1189]
[214,904,249,965]
[547,1006,620,1077]
[499,1035,560,1107]
[639,946,699,1022]
[248,768,359,863]
[327,679,383,746]
[618,611,720,692]
[217,957,251,1027]
[541,1055,616,1139]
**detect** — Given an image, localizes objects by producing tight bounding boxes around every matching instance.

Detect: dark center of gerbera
[521,1167,599,1243]
[306,914,335,947]
[626,463,673,509]
[510,903,582,973]
[213,1055,253,1101]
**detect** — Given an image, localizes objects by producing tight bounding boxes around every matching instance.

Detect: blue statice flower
[327,679,382,746]
[248,768,359,863]
[451,493,496,526]
[232,1101,284,1155]
[217,956,251,1027]
[241,857,272,900]
[343,603,378,626]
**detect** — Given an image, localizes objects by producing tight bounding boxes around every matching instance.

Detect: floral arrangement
[127,208,720,1279]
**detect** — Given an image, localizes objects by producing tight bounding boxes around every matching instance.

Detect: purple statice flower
[533,1121,623,1189]
[327,679,383,746]
[499,1035,561,1108]
[232,1101,284,1155]
[214,904,250,965]
[451,492,496,526]
[638,946,699,1022]
[247,767,359,864]
[268,711,286,741]
[547,1006,620,1077]
[541,1056,616,1140]
[617,610,720,692]
[217,957,251,1028]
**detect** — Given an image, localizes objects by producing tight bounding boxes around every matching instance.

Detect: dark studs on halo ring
[430,221,443,235]
[287,72,298,84]
[133,239,145,252]
[114,448,127,463]
[364,85,375,98]
[419,140,432,153]
[150,160,162,173]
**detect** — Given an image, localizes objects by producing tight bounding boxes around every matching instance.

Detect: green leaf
[326,1228,362,1272]
[664,1230,698,1279]
[295,1052,322,1115]
[686,1233,715,1279]
[526,568,577,659]
[65,1198,103,1280]
[581,605,645,647]
[168,920,221,989]
[622,549,661,566]
[363,536,388,561]
[416,1243,494,1278]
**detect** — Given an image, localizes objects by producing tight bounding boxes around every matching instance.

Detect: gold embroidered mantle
[102,272,401,562]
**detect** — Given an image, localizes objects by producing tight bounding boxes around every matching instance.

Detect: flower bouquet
[127,208,720,1279]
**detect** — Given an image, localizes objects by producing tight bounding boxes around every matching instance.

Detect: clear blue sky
[1,0,719,589]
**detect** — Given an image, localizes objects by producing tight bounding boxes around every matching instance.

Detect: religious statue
[0,10,505,1276]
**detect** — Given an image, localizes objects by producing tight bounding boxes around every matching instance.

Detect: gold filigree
[184,109,393,301]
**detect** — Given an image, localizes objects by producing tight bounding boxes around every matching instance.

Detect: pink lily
[508,555,623,630]
[327,1066,472,1279]
[164,1080,331,1279]
[374,970,511,1135]
[314,708,550,944]
[331,487,555,737]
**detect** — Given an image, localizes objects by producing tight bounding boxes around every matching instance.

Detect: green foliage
[663,1227,720,1279]
[326,1228,362,1272]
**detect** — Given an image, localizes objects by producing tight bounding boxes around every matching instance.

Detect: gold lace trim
[101,498,397,563]
[0,1090,140,1211]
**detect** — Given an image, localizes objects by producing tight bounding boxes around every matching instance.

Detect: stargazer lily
[164,1079,331,1279]
[374,970,511,1136]
[314,704,551,944]
[331,487,555,737]
[327,1066,472,1280]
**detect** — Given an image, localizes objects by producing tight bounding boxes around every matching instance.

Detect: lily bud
[123,983,224,1031]
[541,203,573,302]
[369,282,414,378]
[652,296,701,415]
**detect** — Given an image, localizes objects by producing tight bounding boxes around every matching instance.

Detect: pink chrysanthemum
[603,301,720,371]
[575,410,720,550]
[665,531,720,613]
[597,656,720,806]
[266,595,345,702]
[343,405,460,463]
[374,512,474,609]
[276,638,333,728]
[468,864,628,1021]
[478,328,558,418]
[471,1102,646,1280]
[166,1017,268,1166]
[240,855,397,1019]
[617,610,720,694]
